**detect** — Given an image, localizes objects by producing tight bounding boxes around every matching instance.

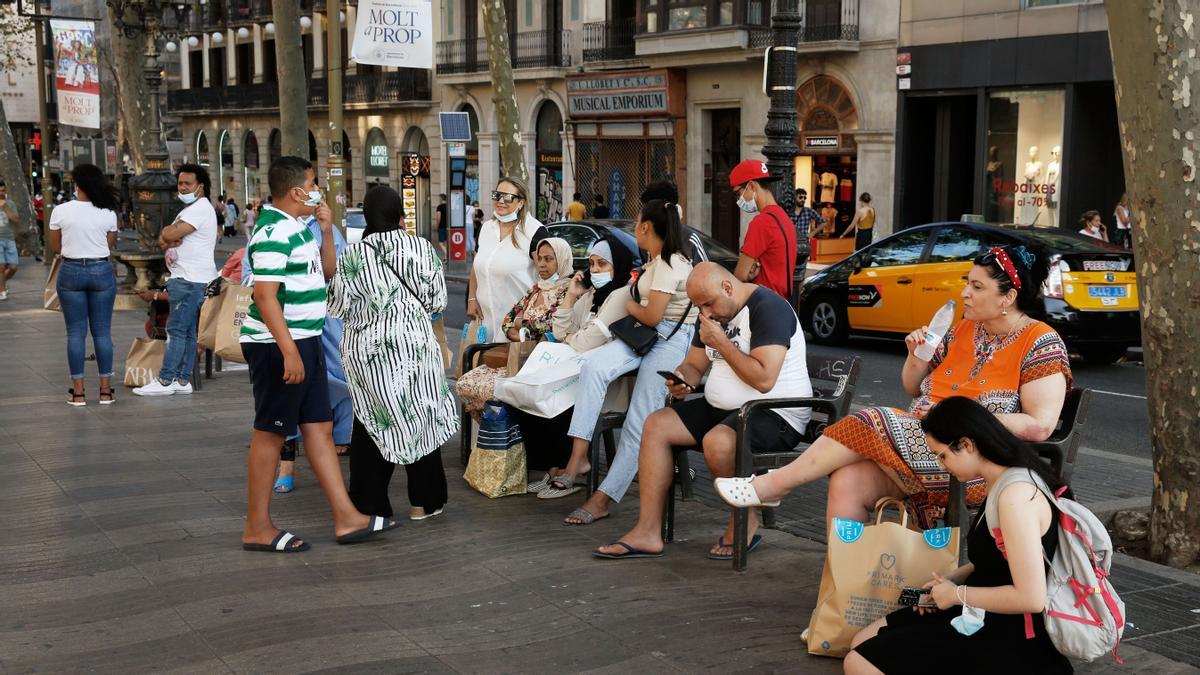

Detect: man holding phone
[594,263,812,561]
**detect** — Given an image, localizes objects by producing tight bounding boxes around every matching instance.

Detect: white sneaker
[132,380,175,396]
[168,380,193,394]
[0,290,8,300]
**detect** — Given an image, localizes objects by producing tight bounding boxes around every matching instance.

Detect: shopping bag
[454,319,489,378]
[807,498,960,659]
[123,337,166,387]
[431,314,452,370]
[43,256,62,311]
[493,342,590,418]
[214,284,255,364]
[506,328,537,377]
[196,282,227,350]
[463,401,527,498]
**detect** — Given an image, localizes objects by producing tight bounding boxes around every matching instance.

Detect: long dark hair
[973,243,1050,313]
[589,233,635,312]
[638,198,685,267]
[921,396,1068,496]
[71,163,119,212]
[362,185,403,239]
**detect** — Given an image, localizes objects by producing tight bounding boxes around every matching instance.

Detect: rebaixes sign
[351,0,433,69]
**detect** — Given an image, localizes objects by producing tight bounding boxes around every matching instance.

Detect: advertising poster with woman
[50,19,101,129]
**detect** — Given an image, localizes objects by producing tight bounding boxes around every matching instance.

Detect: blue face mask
[546,273,560,284]
[590,271,613,288]
[177,189,198,205]
[951,604,985,636]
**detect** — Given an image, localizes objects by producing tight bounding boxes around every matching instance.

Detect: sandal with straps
[67,388,86,407]
[99,387,116,405]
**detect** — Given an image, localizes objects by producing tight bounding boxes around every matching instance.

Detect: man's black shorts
[672,397,804,454]
[242,336,332,434]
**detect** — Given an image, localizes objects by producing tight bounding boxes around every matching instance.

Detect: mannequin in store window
[1022,146,1043,226]
[1045,145,1061,208]
[819,202,840,238]
[820,170,838,204]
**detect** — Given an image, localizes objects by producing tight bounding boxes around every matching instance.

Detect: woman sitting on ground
[456,237,574,418]
[716,245,1070,529]
[517,236,636,495]
[845,396,1072,674]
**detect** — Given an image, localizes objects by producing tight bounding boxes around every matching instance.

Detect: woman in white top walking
[49,164,120,406]
[467,176,545,343]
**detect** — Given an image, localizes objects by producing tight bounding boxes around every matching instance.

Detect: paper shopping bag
[43,256,62,311]
[431,315,452,370]
[505,336,539,377]
[454,319,489,378]
[463,401,527,498]
[214,284,254,364]
[196,281,227,350]
[493,342,589,418]
[123,337,166,387]
[807,498,960,658]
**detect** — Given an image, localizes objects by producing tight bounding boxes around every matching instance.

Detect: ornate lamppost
[105,0,200,289]
[761,0,806,300]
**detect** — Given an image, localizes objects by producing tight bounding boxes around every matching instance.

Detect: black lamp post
[105,0,199,288]
[761,0,806,296]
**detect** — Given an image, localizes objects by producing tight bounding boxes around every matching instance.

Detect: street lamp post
[761,0,806,297]
[105,0,198,289]
[15,0,56,264]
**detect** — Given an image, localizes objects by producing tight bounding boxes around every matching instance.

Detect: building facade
[895,0,1125,232]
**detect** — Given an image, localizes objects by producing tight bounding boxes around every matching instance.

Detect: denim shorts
[0,239,17,265]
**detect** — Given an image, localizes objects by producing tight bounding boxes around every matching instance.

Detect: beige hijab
[535,237,575,291]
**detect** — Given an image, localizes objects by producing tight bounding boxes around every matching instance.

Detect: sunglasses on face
[491,190,522,204]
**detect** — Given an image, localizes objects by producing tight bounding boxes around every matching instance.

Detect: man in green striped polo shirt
[239,156,397,553]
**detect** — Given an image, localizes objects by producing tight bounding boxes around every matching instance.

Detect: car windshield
[611,223,738,260]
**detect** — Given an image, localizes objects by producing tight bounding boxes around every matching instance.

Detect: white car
[344,208,366,244]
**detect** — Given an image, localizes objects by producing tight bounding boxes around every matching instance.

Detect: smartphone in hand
[657,370,684,386]
[897,587,934,607]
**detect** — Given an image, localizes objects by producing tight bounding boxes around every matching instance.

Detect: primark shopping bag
[463,401,527,498]
[807,498,960,658]
[213,284,254,364]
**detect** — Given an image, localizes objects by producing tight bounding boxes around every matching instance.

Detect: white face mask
[737,187,758,214]
[177,189,198,205]
[302,190,322,207]
[496,210,519,223]
[590,271,612,288]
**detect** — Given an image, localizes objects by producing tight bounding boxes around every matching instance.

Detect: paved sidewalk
[1,278,1197,673]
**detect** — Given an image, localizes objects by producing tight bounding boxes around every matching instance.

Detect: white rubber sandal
[714,475,781,508]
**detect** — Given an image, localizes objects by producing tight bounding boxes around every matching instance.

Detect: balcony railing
[583,18,636,62]
[436,29,572,75]
[167,71,432,113]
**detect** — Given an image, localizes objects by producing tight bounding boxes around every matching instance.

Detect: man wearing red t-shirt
[729,159,797,303]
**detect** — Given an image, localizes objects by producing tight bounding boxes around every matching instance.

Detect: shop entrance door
[898,94,976,226]
[711,109,741,251]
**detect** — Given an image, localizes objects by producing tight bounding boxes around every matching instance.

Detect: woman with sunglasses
[714,245,1072,535]
[467,176,546,343]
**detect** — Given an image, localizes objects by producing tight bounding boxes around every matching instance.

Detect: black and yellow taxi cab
[797,221,1140,364]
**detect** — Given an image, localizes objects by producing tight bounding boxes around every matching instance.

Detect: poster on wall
[350,0,433,69]
[50,19,100,129]
[536,156,563,222]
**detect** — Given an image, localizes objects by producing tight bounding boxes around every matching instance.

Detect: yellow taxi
[798,222,1140,364]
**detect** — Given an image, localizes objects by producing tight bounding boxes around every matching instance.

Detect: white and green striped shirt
[240,206,326,343]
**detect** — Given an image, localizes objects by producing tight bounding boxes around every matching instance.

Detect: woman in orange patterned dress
[715,245,1072,529]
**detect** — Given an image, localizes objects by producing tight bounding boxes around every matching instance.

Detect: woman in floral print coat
[328,186,459,521]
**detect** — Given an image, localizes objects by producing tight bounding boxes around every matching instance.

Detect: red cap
[729,159,772,188]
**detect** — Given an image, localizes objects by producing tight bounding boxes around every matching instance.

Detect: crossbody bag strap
[363,241,423,307]
[632,263,691,341]
[765,210,794,299]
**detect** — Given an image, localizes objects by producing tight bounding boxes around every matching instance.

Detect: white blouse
[472,215,544,343]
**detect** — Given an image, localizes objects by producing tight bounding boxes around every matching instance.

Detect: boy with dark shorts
[239,156,397,552]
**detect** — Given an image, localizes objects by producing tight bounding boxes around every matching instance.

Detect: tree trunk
[273,0,309,158]
[0,101,38,255]
[1105,0,1200,569]
[106,5,149,173]
[481,0,527,183]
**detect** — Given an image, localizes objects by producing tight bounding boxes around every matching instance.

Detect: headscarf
[588,233,635,312]
[535,237,574,291]
[362,185,403,239]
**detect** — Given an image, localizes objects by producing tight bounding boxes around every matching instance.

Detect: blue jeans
[158,278,207,384]
[567,320,695,502]
[57,259,117,380]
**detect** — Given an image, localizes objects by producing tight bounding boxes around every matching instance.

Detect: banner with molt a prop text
[50,19,101,130]
[350,0,433,70]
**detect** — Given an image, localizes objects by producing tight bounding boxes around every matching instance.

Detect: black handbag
[608,276,692,356]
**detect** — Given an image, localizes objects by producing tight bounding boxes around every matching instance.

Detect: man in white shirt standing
[134,164,218,396]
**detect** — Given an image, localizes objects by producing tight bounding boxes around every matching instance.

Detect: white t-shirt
[167,199,219,283]
[49,199,117,259]
[636,253,697,324]
[695,287,812,433]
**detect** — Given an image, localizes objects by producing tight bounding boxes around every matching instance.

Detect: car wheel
[807,295,848,344]
[1077,343,1127,365]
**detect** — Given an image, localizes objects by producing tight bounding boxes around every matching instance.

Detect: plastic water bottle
[914,300,956,362]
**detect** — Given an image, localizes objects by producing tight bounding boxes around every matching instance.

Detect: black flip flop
[242,530,310,553]
[336,515,399,544]
[706,533,763,561]
[592,541,664,560]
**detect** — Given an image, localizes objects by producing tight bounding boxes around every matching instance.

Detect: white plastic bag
[493,342,590,418]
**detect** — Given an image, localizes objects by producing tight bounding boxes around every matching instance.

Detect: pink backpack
[983,467,1126,664]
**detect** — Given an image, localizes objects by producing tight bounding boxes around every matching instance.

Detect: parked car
[344,208,366,244]
[546,219,741,273]
[797,221,1140,364]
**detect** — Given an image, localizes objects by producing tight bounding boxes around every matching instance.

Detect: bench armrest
[461,341,504,372]
[733,396,845,476]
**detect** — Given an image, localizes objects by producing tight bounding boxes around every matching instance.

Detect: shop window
[984,89,1064,228]
[866,230,928,268]
[668,4,707,30]
[1024,0,1097,7]
[927,228,1002,263]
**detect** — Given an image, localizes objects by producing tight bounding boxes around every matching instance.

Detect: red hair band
[988,247,1022,290]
